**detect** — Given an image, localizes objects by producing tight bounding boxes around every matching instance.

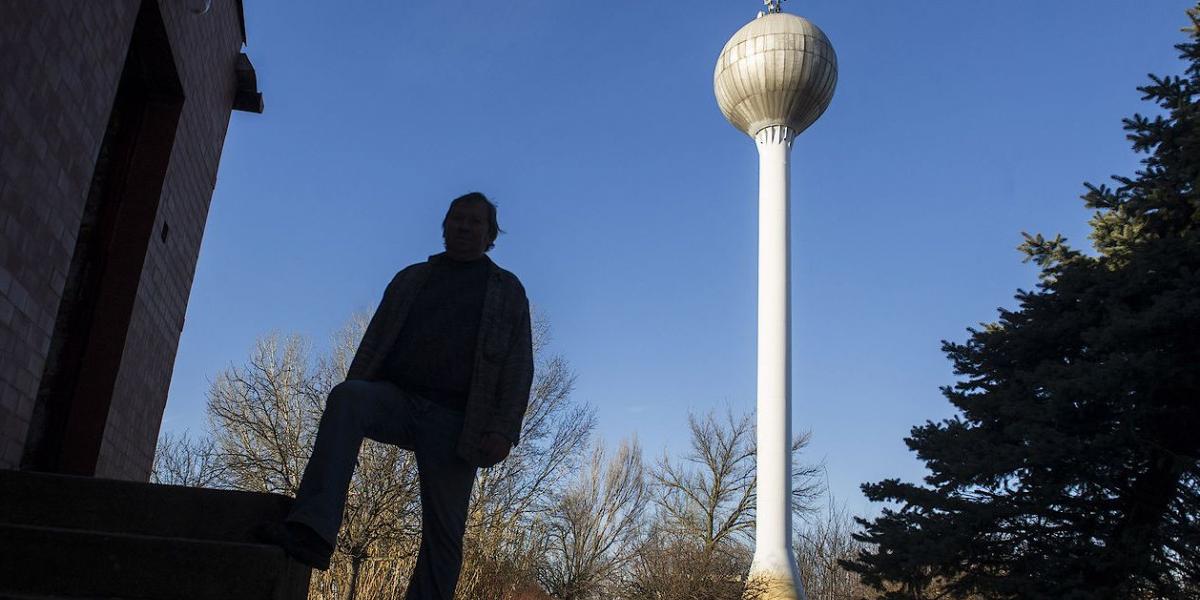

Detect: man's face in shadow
[443,201,491,261]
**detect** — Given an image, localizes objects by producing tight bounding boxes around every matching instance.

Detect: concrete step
[0,469,310,599]
[0,523,310,600]
[0,594,117,600]
[0,469,291,544]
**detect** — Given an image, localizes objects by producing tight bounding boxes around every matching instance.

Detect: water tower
[713,1,837,598]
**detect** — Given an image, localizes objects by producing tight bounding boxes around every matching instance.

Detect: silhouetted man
[264,192,533,599]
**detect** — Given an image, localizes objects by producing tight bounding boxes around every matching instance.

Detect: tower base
[744,564,805,600]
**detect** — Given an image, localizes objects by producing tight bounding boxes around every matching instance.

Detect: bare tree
[655,409,822,549]
[654,410,756,553]
[206,331,321,495]
[539,437,649,600]
[794,500,876,600]
[624,408,823,600]
[624,518,755,600]
[151,430,227,488]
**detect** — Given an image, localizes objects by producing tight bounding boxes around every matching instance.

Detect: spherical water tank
[714,13,837,138]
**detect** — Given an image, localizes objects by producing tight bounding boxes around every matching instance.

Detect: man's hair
[442,192,503,251]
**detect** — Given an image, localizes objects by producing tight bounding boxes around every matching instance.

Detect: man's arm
[485,293,534,447]
[346,272,403,381]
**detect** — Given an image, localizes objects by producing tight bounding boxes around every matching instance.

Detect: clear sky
[162,1,1195,516]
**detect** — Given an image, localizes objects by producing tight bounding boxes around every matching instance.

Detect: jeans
[287,379,478,600]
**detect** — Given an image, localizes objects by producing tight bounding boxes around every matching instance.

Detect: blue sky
[163,1,1194,515]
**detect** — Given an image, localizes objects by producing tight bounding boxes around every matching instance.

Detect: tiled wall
[0,0,248,480]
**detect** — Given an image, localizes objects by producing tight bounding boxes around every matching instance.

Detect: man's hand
[480,432,511,465]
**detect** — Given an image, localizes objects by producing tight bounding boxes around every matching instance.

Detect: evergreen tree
[845,6,1200,599]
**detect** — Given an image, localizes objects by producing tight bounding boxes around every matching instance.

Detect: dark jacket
[346,253,534,467]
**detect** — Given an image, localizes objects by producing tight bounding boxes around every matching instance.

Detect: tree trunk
[347,555,363,600]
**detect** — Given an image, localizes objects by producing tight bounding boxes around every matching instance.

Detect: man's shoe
[255,521,333,571]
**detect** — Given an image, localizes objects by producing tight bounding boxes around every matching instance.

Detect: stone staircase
[0,469,311,600]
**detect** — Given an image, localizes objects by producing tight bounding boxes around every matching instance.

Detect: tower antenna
[763,0,784,14]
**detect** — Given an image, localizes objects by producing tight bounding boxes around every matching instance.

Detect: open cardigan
[346,253,534,468]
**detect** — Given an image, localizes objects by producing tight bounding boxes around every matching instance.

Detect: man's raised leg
[287,379,415,551]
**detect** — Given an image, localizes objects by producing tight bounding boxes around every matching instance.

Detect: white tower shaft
[750,125,804,599]
[714,12,836,598]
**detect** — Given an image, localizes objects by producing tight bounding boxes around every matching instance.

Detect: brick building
[0,0,262,481]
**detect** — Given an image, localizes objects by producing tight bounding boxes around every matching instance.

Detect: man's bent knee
[326,379,371,412]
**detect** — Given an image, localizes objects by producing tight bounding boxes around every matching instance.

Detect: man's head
[442,192,502,260]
